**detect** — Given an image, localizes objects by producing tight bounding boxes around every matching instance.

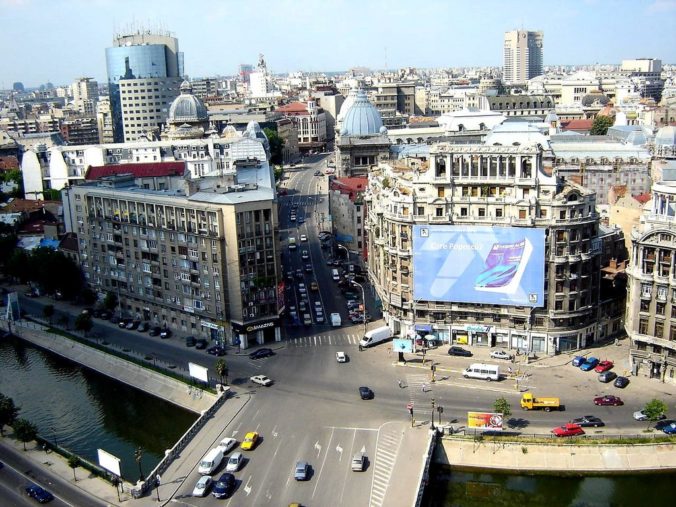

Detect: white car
[217,437,237,454]
[336,351,347,363]
[251,375,273,386]
[192,475,212,497]
[490,350,513,360]
[225,451,244,472]
[633,410,666,422]
[300,234,308,242]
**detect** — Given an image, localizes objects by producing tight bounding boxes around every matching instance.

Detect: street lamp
[430,398,436,431]
[134,447,145,482]
[338,243,349,263]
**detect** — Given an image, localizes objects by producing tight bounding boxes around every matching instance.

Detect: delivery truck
[330,313,341,327]
[520,393,561,412]
[359,326,393,348]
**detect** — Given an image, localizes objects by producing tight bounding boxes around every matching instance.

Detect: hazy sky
[1,0,675,88]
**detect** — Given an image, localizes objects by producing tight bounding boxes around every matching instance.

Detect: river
[0,335,197,481]
[424,464,674,507]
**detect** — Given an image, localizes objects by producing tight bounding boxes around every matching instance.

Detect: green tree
[43,189,62,201]
[643,398,668,429]
[0,394,20,436]
[263,127,285,165]
[590,115,614,135]
[0,232,17,272]
[80,287,97,306]
[74,313,93,336]
[67,455,79,481]
[5,249,31,283]
[13,418,37,450]
[42,304,55,324]
[103,292,118,312]
[58,314,70,330]
[1,169,24,198]
[215,359,229,386]
[27,247,84,300]
[493,397,512,420]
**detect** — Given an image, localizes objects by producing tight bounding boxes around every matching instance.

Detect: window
[656,302,666,315]
[435,208,443,217]
[496,209,503,218]
[519,209,527,219]
[655,321,664,339]
[460,207,468,217]
[639,318,649,335]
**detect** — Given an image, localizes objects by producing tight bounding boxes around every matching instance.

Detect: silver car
[192,475,212,497]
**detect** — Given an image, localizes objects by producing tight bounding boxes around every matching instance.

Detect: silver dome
[168,80,208,123]
[340,90,383,137]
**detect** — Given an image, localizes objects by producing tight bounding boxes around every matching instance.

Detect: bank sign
[412,225,545,307]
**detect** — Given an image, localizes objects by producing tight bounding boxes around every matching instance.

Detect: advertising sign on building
[392,338,414,353]
[412,225,545,307]
[467,412,504,431]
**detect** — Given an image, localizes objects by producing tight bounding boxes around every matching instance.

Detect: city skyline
[1,0,675,88]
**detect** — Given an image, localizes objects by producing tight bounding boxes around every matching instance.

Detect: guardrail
[414,429,438,507]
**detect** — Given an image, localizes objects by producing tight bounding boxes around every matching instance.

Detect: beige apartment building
[503,30,544,85]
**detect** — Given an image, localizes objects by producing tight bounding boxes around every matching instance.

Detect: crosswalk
[370,427,402,507]
[405,373,436,424]
[288,333,362,347]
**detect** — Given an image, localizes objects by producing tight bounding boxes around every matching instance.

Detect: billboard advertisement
[467,412,504,431]
[412,225,545,307]
[392,338,414,353]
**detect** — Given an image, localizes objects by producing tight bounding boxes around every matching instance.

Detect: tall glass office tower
[105,31,184,142]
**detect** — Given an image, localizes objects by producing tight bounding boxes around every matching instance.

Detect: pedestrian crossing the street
[370,427,402,507]
[288,334,362,347]
[405,373,435,424]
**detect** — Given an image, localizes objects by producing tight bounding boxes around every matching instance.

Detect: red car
[593,395,623,406]
[594,360,614,373]
[551,423,585,437]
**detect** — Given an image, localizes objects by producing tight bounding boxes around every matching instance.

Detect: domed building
[162,81,210,140]
[334,89,391,177]
[655,125,676,158]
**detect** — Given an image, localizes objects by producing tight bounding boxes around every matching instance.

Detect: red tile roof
[634,192,652,204]
[0,155,19,171]
[86,161,186,180]
[561,119,593,132]
[330,177,368,194]
[277,102,309,114]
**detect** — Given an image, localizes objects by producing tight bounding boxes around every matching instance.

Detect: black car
[212,472,236,499]
[249,348,274,360]
[137,322,149,332]
[160,328,172,339]
[149,326,161,337]
[207,345,226,356]
[99,310,112,320]
[655,419,676,430]
[359,386,374,400]
[185,335,196,347]
[570,415,605,428]
[448,346,472,357]
[118,318,130,328]
[195,338,208,350]
[314,170,322,176]
[25,484,54,503]
[614,376,630,388]
[304,263,313,273]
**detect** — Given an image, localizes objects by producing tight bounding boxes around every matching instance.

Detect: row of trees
[0,393,36,449]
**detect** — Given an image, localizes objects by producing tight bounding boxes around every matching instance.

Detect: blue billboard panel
[412,226,545,307]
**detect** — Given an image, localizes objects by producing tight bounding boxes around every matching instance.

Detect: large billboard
[412,225,545,307]
[467,412,504,431]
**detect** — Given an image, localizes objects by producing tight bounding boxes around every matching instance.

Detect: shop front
[200,320,225,343]
[231,318,281,350]
[466,325,494,347]
[452,328,469,345]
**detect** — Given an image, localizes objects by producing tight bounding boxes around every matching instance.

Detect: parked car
[661,422,676,435]
[137,322,149,332]
[249,348,274,360]
[118,318,130,328]
[336,351,347,363]
[149,326,161,337]
[598,371,618,383]
[192,476,212,497]
[294,461,310,481]
[490,350,513,360]
[195,339,208,350]
[241,431,259,450]
[359,386,374,400]
[125,320,140,330]
[614,376,630,388]
[593,395,623,406]
[655,419,676,431]
[212,473,236,499]
[580,357,599,371]
[448,346,472,357]
[250,375,273,386]
[207,345,226,356]
[572,356,586,367]
[633,410,666,422]
[551,423,585,437]
[185,335,196,347]
[99,310,112,320]
[160,328,172,339]
[594,360,614,373]
[25,484,54,503]
[351,452,366,472]
[314,170,322,176]
[570,415,605,428]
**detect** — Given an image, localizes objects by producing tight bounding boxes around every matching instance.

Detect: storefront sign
[200,321,222,331]
[465,325,493,333]
[232,320,277,334]
[415,324,433,332]
[183,305,195,314]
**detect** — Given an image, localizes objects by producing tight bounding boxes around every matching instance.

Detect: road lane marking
[314,440,322,457]
[336,444,343,460]
[340,429,358,504]
[312,427,335,498]
[244,475,252,496]
[327,426,379,431]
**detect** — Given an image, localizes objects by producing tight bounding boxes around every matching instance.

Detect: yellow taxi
[241,431,259,451]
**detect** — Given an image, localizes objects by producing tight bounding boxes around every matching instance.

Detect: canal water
[0,335,197,481]
[424,464,675,507]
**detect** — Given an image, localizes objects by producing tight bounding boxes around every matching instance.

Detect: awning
[415,324,433,332]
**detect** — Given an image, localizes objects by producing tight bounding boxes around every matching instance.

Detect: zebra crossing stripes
[369,428,402,507]
[289,334,360,347]
[406,373,435,422]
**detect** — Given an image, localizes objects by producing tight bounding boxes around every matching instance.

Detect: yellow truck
[520,393,560,412]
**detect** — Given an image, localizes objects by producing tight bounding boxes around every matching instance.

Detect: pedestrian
[421,383,427,393]
[359,344,363,352]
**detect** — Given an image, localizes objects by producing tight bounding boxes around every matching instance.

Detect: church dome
[655,126,676,147]
[337,88,358,122]
[581,92,610,107]
[168,81,208,124]
[340,90,383,137]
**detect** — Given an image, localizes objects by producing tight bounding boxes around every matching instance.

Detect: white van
[359,326,393,348]
[462,363,500,382]
[332,269,340,281]
[198,447,224,475]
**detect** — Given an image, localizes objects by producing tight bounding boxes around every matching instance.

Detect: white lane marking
[340,429,358,505]
[361,445,367,453]
[312,427,335,498]
[314,440,322,457]
[244,475,252,496]
[329,335,332,345]
[327,426,379,431]
[272,425,278,438]
[336,444,343,460]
